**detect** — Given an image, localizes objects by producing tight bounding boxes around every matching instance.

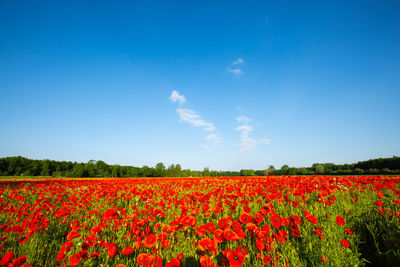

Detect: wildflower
[335,215,345,226]
[341,239,350,248]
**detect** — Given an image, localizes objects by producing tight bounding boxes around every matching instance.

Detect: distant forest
[0,156,399,178]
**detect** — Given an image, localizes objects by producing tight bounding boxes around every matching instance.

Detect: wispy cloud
[236,115,252,123]
[233,58,244,65]
[236,116,270,154]
[228,68,244,75]
[170,90,221,148]
[206,134,221,144]
[169,90,186,105]
[176,108,216,131]
[228,58,245,76]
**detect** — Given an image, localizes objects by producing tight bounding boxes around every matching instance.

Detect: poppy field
[1,175,400,267]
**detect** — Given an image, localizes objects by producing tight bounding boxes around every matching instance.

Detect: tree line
[0,156,399,178]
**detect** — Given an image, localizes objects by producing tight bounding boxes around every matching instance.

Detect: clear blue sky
[1,0,399,171]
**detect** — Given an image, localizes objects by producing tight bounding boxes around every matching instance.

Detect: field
[0,176,400,267]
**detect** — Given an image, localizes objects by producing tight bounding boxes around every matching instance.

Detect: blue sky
[1,0,399,171]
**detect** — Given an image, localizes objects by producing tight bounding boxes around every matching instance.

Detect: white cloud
[169,90,186,105]
[236,117,270,154]
[236,115,252,123]
[176,108,216,131]
[228,68,244,75]
[236,125,253,138]
[206,134,221,144]
[233,58,244,65]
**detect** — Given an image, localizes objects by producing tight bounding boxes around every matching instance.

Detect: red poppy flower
[70,252,81,265]
[57,251,65,262]
[256,240,265,251]
[108,242,118,258]
[314,228,323,240]
[263,256,272,265]
[336,215,345,226]
[0,250,14,266]
[163,225,173,234]
[121,246,134,255]
[137,253,154,266]
[271,214,282,229]
[144,233,157,248]
[10,255,27,267]
[320,256,328,262]
[153,256,162,267]
[218,218,231,229]
[67,231,81,241]
[165,258,180,267]
[341,239,350,248]
[306,215,318,225]
[231,221,242,233]
[254,212,264,225]
[161,240,172,248]
[213,229,224,243]
[223,250,244,267]
[239,213,252,224]
[198,237,217,254]
[345,228,355,235]
[205,222,216,233]
[224,229,239,241]
[235,246,247,261]
[177,253,185,261]
[182,215,197,227]
[200,255,214,267]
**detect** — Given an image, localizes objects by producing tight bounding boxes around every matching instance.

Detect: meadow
[0,175,399,266]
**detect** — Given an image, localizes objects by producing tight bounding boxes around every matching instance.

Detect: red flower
[0,250,14,266]
[239,213,252,224]
[306,215,318,225]
[263,256,272,265]
[218,218,231,229]
[182,215,197,227]
[200,255,214,267]
[198,237,217,254]
[256,240,265,251]
[223,229,239,241]
[10,255,27,267]
[345,228,355,235]
[205,222,216,233]
[213,229,224,243]
[57,251,65,262]
[121,246,134,255]
[144,233,157,248]
[320,256,328,262]
[223,250,244,267]
[108,242,118,258]
[70,252,81,265]
[18,236,28,244]
[177,253,185,261]
[270,213,282,229]
[335,215,345,226]
[137,253,154,266]
[67,231,81,241]
[153,256,162,267]
[341,239,350,248]
[235,246,247,261]
[165,258,180,267]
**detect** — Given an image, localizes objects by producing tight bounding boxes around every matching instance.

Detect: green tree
[264,165,275,175]
[315,164,325,174]
[155,162,166,177]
